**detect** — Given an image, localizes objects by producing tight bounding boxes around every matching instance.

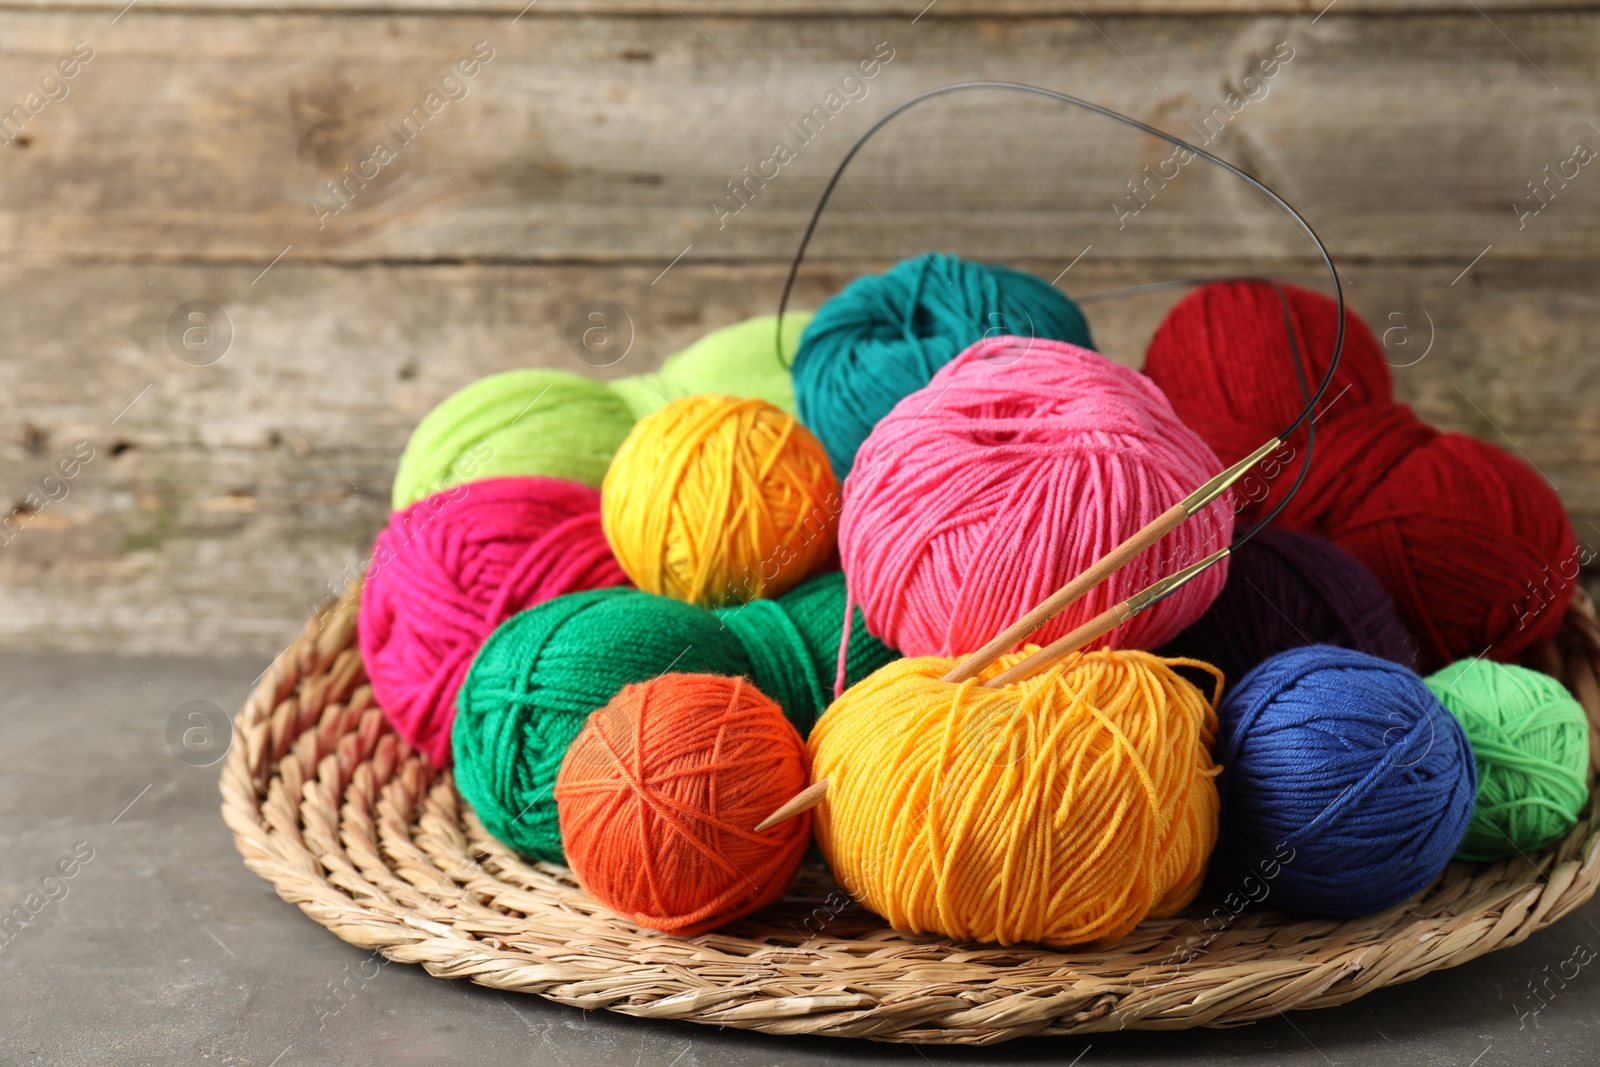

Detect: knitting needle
[942,437,1281,683]
[753,779,829,832]
[750,557,1227,830]
[753,438,1279,830]
[981,547,1230,687]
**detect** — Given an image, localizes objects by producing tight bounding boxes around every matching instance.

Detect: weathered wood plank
[0,12,1596,265]
[2,258,1595,655]
[4,0,1595,12]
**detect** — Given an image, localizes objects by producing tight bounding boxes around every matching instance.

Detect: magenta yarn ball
[358,476,629,766]
[839,336,1233,658]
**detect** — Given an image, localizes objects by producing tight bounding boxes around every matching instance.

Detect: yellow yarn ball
[600,395,839,607]
[809,649,1222,947]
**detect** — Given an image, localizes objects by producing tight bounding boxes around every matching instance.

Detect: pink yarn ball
[839,337,1233,658]
[358,476,629,766]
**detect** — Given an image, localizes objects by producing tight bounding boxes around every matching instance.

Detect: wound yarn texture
[1216,645,1476,916]
[602,395,838,607]
[1425,659,1590,861]
[1157,526,1418,690]
[393,371,635,508]
[841,336,1231,658]
[792,253,1094,477]
[452,570,896,863]
[609,313,810,420]
[556,673,811,936]
[358,476,628,766]
[1143,281,1578,669]
[392,314,810,508]
[809,648,1222,947]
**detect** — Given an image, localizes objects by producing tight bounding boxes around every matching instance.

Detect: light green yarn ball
[1425,660,1591,862]
[392,370,633,509]
[391,314,811,509]
[609,312,810,420]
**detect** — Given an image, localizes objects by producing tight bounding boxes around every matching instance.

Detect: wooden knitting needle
[942,437,1281,684]
[981,547,1230,687]
[749,556,1226,829]
[753,435,1282,830]
[753,778,829,832]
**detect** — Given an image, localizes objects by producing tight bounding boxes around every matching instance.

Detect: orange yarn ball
[554,673,812,936]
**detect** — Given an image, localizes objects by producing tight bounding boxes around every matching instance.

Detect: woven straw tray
[221,582,1600,1044]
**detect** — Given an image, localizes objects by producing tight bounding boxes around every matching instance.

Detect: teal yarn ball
[1425,660,1591,861]
[791,253,1094,476]
[452,571,896,864]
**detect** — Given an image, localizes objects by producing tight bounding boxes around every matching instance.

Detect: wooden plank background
[2,4,1597,655]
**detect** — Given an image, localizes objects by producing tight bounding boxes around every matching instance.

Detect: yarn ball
[609,313,810,420]
[555,673,811,935]
[1216,645,1476,916]
[841,336,1232,658]
[1143,280,1578,669]
[809,648,1222,946]
[792,253,1094,477]
[452,570,896,863]
[357,476,629,766]
[392,370,634,508]
[601,395,839,607]
[391,314,811,508]
[1425,659,1591,861]
[1158,527,1418,688]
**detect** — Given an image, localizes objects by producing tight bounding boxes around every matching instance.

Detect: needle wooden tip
[754,778,829,832]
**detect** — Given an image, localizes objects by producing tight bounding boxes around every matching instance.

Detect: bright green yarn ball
[1425,660,1591,861]
[609,312,810,421]
[452,570,896,864]
[392,314,811,509]
[392,370,633,508]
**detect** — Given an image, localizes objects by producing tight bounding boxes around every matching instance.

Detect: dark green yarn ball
[452,570,897,864]
[451,588,743,863]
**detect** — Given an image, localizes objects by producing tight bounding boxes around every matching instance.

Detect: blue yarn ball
[791,253,1094,477]
[1217,645,1477,917]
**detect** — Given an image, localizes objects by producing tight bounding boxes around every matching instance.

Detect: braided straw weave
[221,582,1600,1044]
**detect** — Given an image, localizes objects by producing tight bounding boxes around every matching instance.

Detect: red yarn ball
[555,674,811,936]
[358,476,629,766]
[1143,281,1577,669]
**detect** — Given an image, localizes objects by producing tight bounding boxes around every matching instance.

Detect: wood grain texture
[2,5,1596,653]
[3,258,1595,655]
[0,12,1595,264]
[5,0,1597,11]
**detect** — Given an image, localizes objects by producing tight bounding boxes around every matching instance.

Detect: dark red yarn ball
[1157,527,1418,690]
[1143,280,1577,670]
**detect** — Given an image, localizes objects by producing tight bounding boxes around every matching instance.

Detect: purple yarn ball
[1157,527,1418,690]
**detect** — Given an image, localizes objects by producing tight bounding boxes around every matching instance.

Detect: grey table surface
[3,651,1598,1067]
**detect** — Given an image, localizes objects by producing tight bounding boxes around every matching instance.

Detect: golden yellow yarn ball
[600,394,840,607]
[808,649,1222,947]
